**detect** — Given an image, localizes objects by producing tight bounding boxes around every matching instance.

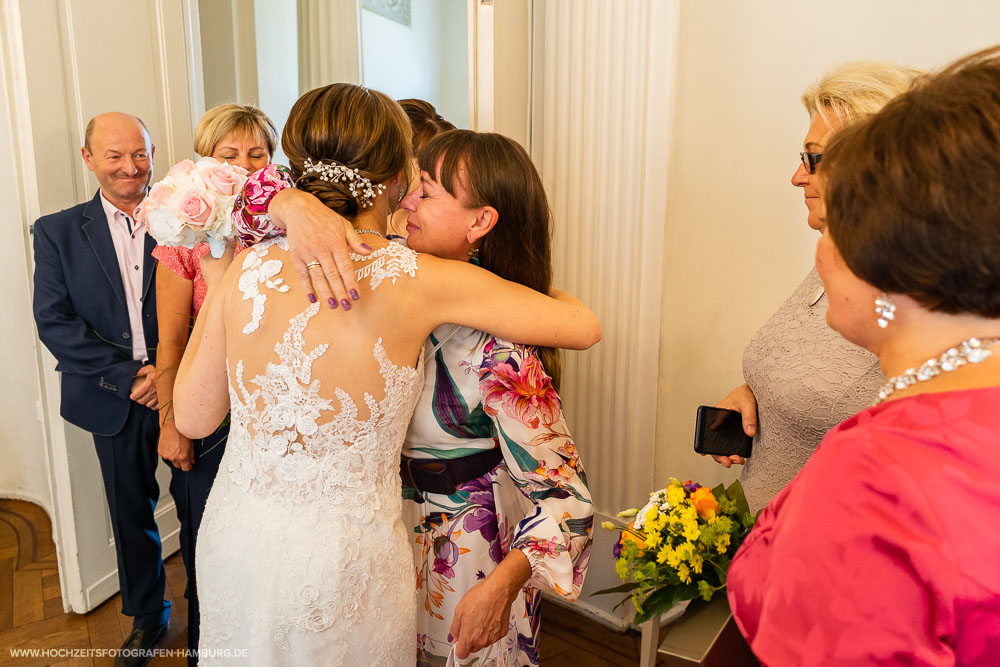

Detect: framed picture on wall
[362,0,411,27]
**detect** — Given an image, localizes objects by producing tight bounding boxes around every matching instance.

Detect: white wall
[253,0,298,164]
[655,0,1000,488]
[360,0,469,128]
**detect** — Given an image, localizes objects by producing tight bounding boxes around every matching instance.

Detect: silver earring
[875,292,896,328]
[397,184,405,203]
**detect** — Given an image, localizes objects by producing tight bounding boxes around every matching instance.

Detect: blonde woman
[712,62,920,512]
[153,103,276,660]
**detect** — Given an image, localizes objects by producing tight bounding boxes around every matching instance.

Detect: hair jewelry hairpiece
[300,158,386,208]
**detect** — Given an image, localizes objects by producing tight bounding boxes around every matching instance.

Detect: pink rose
[197,158,246,195]
[178,191,215,228]
[166,159,196,178]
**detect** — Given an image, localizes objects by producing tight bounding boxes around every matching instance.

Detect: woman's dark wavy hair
[399,98,456,154]
[418,130,562,387]
[824,45,1000,317]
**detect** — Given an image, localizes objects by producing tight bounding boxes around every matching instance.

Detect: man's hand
[158,420,194,471]
[130,364,159,409]
[449,550,531,659]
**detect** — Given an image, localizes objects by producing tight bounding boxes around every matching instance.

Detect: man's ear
[81,147,96,173]
[468,206,499,244]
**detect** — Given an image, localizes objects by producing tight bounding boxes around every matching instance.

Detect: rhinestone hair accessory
[300,158,386,208]
[875,292,896,328]
[875,337,1000,403]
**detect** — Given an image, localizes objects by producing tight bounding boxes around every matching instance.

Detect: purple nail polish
[308,293,317,304]
[349,289,359,301]
[361,243,372,251]
[340,299,351,310]
[447,633,453,643]
[327,298,337,309]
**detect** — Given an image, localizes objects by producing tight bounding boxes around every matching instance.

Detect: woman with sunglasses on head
[231,129,594,666]
[728,45,1000,664]
[710,62,919,512]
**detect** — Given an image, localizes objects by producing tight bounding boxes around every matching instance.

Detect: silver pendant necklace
[876,337,1000,403]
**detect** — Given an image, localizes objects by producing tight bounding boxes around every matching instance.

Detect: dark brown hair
[419,130,561,387]
[399,99,456,154]
[283,84,412,218]
[824,45,1000,317]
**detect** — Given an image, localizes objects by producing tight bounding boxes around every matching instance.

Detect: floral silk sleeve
[475,337,594,600]
[231,164,294,247]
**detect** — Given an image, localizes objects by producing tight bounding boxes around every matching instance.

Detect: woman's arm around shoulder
[408,253,602,350]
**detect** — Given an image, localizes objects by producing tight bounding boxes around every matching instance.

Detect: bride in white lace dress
[172,83,601,666]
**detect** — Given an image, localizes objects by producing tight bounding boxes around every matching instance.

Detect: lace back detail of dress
[196,237,421,665]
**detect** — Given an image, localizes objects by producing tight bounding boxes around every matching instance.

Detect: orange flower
[690,487,719,520]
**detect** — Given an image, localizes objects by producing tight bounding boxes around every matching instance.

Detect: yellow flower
[645,529,663,549]
[666,484,686,508]
[649,513,667,532]
[682,517,700,542]
[714,533,731,554]
[644,506,659,527]
[656,544,673,564]
[690,487,719,520]
[677,562,691,584]
[689,552,704,574]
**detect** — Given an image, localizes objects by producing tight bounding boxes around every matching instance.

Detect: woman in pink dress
[153,103,277,661]
[727,46,1000,666]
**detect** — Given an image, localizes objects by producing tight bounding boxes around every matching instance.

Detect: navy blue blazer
[32,190,158,437]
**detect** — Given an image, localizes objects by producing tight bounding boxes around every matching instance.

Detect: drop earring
[467,247,480,266]
[875,292,896,328]
[397,183,405,203]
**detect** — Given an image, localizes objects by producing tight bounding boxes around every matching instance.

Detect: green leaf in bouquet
[725,479,753,518]
[632,583,698,626]
[590,581,642,597]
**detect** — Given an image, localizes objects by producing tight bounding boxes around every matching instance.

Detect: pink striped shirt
[100,191,149,361]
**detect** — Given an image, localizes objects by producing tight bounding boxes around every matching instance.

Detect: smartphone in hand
[693,405,753,458]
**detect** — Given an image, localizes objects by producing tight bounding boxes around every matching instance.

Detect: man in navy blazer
[33,112,169,665]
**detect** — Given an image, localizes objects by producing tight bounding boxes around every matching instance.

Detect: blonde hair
[802,61,922,129]
[193,103,277,158]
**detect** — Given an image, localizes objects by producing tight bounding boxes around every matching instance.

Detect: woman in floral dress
[233,130,594,666]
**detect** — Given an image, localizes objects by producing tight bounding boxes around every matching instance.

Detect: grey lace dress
[740,267,882,512]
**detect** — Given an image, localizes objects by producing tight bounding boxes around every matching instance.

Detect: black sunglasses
[799,151,822,175]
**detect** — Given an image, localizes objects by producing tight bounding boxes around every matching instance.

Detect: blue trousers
[92,404,170,630]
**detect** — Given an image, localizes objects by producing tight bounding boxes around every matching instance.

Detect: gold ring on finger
[306,262,322,269]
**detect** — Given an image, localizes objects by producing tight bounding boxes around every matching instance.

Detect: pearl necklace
[353,228,385,238]
[876,337,1000,403]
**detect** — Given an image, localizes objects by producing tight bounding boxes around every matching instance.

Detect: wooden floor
[0,499,661,666]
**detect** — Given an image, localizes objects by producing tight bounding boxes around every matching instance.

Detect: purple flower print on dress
[459,471,503,564]
[432,536,458,578]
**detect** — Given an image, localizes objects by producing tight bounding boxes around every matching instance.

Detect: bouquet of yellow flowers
[594,478,755,625]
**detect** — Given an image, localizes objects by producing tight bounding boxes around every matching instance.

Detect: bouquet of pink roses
[137,157,248,257]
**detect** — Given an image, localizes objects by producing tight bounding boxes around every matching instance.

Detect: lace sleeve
[232,164,294,247]
[475,337,594,600]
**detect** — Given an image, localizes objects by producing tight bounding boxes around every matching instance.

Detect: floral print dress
[404,325,593,667]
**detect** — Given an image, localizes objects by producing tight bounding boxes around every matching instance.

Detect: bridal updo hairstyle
[282,83,412,219]
[418,130,562,386]
[823,45,1000,318]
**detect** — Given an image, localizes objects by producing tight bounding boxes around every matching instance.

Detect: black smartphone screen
[693,405,753,458]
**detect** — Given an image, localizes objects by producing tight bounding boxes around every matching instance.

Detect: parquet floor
[0,499,661,666]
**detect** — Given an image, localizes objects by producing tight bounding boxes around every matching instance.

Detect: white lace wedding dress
[196,238,423,666]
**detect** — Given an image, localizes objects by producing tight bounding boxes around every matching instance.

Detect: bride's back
[211,82,424,514]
